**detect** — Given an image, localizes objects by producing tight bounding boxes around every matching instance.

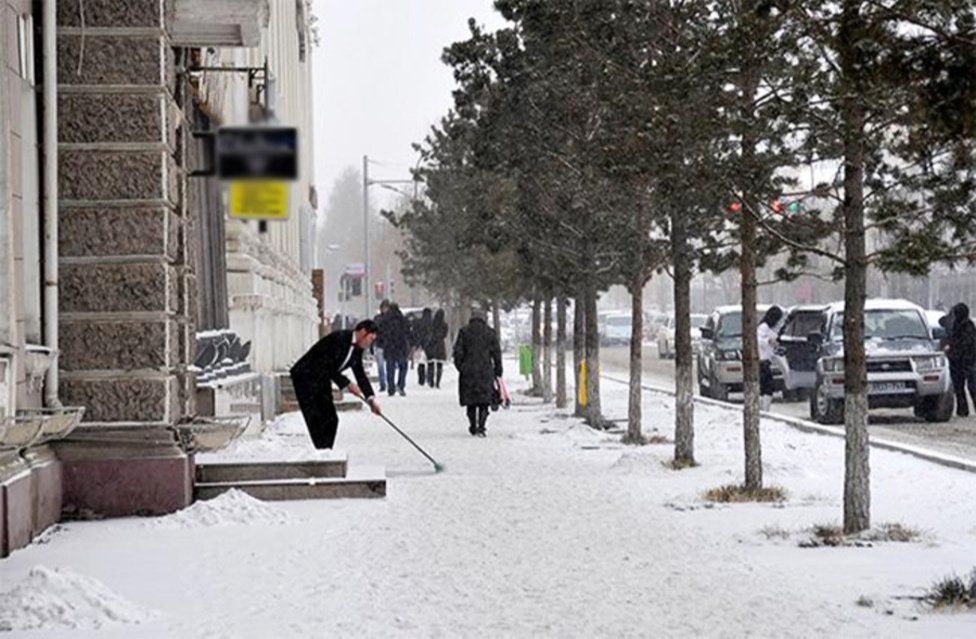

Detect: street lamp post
[362,155,419,316]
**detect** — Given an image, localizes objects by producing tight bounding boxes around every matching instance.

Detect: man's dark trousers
[291,374,339,449]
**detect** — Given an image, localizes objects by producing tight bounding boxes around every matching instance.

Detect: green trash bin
[518,345,533,378]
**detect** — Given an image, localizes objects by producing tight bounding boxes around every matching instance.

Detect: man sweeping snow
[290,320,382,449]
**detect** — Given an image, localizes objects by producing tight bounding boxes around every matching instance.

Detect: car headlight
[717,349,741,361]
[912,355,946,372]
[821,357,844,373]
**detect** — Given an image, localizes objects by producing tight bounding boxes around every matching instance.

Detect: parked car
[697,305,784,401]
[657,313,708,359]
[806,299,952,424]
[772,305,831,401]
[600,312,632,346]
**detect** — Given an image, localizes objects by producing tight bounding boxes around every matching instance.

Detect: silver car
[697,305,784,402]
[808,299,952,424]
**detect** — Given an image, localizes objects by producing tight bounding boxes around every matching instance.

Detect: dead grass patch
[758,525,792,540]
[925,569,976,610]
[620,433,673,446]
[862,522,921,543]
[663,458,699,471]
[703,484,787,504]
[800,522,921,548]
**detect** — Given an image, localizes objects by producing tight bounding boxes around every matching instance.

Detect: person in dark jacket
[414,308,433,385]
[453,310,503,437]
[373,300,391,393]
[380,303,411,396]
[290,320,381,449]
[942,302,976,416]
[425,309,449,388]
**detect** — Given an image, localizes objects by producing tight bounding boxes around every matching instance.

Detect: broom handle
[358,396,440,467]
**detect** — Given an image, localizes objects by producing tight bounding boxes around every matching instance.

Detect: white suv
[807,299,952,424]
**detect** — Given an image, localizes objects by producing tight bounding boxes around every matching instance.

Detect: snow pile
[0,566,155,632]
[195,415,344,463]
[148,489,296,529]
[608,450,664,474]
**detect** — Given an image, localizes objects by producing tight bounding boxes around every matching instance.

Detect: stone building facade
[1,0,319,557]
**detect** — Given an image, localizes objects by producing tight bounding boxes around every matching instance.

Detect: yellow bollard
[578,361,588,407]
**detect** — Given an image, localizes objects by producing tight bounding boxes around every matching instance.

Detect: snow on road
[1,361,975,637]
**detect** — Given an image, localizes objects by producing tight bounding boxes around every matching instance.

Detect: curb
[601,374,976,475]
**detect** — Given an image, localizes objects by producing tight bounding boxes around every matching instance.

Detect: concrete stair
[275,372,360,415]
[193,455,385,501]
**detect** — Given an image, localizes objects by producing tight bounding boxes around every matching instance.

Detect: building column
[50,0,193,516]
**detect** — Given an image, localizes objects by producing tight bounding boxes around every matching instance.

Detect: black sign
[216,126,298,180]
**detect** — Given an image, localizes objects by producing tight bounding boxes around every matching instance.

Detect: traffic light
[728,201,742,214]
[772,199,803,215]
[389,280,396,298]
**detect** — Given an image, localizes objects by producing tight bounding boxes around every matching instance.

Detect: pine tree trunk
[574,294,585,417]
[531,297,542,395]
[741,206,762,489]
[626,276,644,444]
[840,0,870,534]
[672,213,695,465]
[556,295,568,409]
[584,284,603,428]
[740,60,763,491]
[543,296,553,402]
[492,301,501,332]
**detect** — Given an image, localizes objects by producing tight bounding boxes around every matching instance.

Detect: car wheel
[919,392,954,423]
[811,377,843,425]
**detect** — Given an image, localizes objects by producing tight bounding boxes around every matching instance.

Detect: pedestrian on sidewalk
[453,309,503,437]
[373,299,391,393]
[426,308,449,388]
[381,303,411,396]
[941,302,976,416]
[290,320,382,449]
[414,308,433,386]
[757,305,784,412]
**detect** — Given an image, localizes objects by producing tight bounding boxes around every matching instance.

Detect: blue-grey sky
[310,1,505,206]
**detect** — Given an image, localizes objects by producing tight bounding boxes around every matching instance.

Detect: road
[600,345,976,463]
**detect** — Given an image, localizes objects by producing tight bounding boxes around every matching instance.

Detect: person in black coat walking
[453,311,502,436]
[380,303,411,396]
[425,309,449,388]
[942,302,976,416]
[290,320,381,449]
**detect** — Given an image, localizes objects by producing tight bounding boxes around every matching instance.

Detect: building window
[17,14,34,84]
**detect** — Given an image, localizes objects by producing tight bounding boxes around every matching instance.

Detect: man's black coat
[290,330,375,449]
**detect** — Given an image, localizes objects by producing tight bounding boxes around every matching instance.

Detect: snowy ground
[2,361,976,637]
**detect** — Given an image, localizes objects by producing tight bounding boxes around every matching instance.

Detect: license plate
[870,382,907,393]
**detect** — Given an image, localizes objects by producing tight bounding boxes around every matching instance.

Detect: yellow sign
[228,180,289,220]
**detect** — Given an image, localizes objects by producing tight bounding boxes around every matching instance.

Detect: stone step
[194,467,386,501]
[279,388,343,402]
[277,398,360,415]
[195,457,348,483]
[336,399,362,412]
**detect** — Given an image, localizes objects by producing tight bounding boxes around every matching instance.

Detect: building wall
[1,0,44,413]
[199,0,319,373]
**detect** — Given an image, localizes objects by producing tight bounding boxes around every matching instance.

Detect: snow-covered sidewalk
[2,362,975,637]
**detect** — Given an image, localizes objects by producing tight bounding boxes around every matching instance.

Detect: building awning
[170,0,270,47]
